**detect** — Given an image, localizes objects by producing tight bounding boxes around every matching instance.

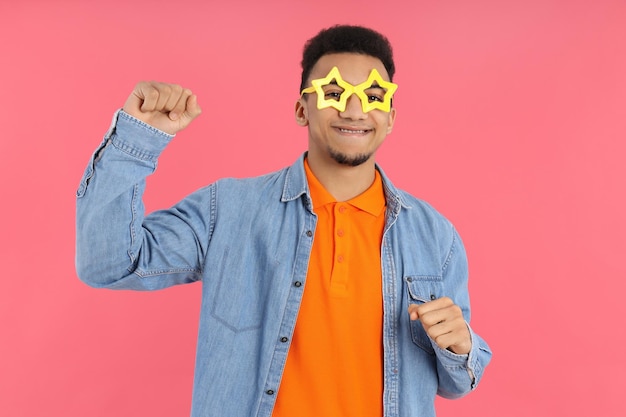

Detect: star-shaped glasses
[300,67,398,113]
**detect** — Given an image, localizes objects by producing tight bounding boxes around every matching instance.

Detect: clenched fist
[123,81,202,135]
[408,297,472,355]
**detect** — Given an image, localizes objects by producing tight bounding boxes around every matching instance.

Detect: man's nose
[339,94,367,119]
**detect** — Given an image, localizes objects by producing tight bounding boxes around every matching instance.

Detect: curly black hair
[300,25,395,91]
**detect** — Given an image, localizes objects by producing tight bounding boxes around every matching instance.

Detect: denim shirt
[76,110,492,417]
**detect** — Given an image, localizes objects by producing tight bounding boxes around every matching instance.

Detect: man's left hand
[408,297,472,355]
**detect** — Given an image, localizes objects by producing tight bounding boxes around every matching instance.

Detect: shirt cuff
[107,109,175,163]
[432,322,482,388]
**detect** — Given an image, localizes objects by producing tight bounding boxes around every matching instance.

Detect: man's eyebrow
[321,80,344,89]
[366,83,385,89]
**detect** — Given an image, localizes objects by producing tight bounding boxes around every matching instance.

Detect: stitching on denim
[200,184,217,275]
[209,248,262,332]
[76,165,92,198]
[119,111,173,137]
[127,183,139,264]
[407,275,443,282]
[111,136,159,162]
[281,165,307,203]
[135,267,201,277]
[77,139,109,198]
[442,227,456,273]
[381,233,400,415]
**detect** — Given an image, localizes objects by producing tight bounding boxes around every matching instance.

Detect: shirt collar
[281,153,412,217]
[303,157,386,217]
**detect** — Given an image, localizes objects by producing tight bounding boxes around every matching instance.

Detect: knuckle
[160,84,172,96]
[168,84,183,98]
[415,304,426,316]
[450,304,463,316]
[146,88,159,100]
[420,313,434,326]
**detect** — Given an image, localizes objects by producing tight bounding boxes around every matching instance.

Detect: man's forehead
[309,53,390,83]
[326,79,384,89]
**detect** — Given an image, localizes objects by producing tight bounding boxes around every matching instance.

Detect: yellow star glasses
[300,67,398,113]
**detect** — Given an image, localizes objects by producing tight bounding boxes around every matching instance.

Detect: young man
[76,25,491,416]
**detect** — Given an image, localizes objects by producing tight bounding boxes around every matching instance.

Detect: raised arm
[75,82,207,291]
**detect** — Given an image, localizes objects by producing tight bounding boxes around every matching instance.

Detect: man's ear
[295,99,309,127]
[386,107,397,134]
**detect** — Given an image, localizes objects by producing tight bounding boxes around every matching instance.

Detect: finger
[169,88,194,121]
[136,82,162,113]
[153,83,177,112]
[179,93,202,122]
[408,304,420,321]
[424,315,456,337]
[420,304,464,330]
[432,329,459,351]
[431,322,472,354]
[123,81,161,117]
[162,84,185,114]
[424,311,468,347]
[415,296,454,317]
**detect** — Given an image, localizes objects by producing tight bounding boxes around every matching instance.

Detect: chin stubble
[328,148,372,167]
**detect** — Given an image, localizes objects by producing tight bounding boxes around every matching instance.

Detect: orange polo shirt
[272,159,386,417]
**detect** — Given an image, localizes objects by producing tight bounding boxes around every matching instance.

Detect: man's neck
[306,153,377,202]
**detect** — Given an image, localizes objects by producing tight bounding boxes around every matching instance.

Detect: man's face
[296,53,397,168]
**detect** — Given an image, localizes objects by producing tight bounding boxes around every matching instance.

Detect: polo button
[337,255,344,263]
[337,229,344,237]
[266,390,275,395]
[338,206,347,213]
[294,281,302,287]
[280,337,289,343]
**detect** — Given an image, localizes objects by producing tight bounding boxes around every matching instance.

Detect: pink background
[1,0,625,415]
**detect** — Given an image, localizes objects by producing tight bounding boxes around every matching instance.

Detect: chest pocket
[405,275,444,355]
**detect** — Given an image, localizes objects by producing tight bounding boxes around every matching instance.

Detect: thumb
[177,94,202,126]
[408,304,420,321]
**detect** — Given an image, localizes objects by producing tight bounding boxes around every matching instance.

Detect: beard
[328,147,372,167]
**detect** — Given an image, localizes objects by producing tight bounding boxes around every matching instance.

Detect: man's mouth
[338,127,370,134]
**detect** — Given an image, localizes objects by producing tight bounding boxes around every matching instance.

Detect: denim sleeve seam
[133,267,203,278]
[441,226,457,273]
[200,183,218,274]
[111,135,161,162]
[127,183,140,264]
[441,364,469,371]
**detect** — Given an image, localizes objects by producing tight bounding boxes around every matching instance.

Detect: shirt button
[337,229,344,237]
[306,230,313,237]
[430,294,436,300]
[280,337,289,343]
[266,390,275,395]
[338,205,347,213]
[294,281,302,287]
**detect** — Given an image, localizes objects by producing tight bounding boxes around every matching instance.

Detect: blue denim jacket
[76,110,491,417]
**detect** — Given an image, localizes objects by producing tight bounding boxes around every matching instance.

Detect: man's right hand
[122,81,202,135]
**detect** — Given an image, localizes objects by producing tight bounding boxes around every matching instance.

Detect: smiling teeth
[340,128,367,133]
